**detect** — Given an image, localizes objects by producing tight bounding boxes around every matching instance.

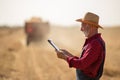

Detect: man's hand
[55,49,74,60]
[60,49,74,57]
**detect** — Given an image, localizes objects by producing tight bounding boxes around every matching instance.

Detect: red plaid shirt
[67,33,105,78]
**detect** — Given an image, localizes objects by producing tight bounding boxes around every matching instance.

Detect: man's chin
[83,32,88,37]
[84,34,88,37]
[85,35,88,38]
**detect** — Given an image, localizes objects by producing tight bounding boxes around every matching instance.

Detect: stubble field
[0,26,120,80]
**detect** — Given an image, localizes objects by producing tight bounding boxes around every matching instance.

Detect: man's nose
[81,26,84,31]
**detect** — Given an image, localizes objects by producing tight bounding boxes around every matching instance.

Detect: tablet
[48,39,60,51]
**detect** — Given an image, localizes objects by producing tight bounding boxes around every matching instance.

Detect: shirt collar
[86,33,101,43]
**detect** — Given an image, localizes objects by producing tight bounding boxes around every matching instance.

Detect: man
[55,12,106,80]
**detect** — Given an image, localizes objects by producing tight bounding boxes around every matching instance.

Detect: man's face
[81,23,91,37]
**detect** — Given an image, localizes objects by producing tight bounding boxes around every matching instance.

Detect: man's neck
[87,30,98,38]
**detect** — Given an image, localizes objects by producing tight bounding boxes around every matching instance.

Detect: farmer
[55,12,106,80]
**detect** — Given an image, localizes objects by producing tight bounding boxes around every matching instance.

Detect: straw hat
[76,12,103,29]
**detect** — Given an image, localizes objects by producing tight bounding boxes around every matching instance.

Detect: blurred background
[0,0,120,80]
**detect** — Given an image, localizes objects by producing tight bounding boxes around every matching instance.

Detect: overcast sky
[0,0,120,26]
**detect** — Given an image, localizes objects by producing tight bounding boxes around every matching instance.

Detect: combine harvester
[25,17,50,46]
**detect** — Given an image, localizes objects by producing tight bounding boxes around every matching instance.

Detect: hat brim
[76,19,103,29]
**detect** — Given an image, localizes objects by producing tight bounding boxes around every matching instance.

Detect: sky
[0,0,120,26]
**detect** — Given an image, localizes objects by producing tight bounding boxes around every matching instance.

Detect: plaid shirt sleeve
[66,40,101,70]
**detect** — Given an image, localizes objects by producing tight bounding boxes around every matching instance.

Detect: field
[0,26,120,80]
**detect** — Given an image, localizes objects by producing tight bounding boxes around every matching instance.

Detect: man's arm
[66,41,101,70]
